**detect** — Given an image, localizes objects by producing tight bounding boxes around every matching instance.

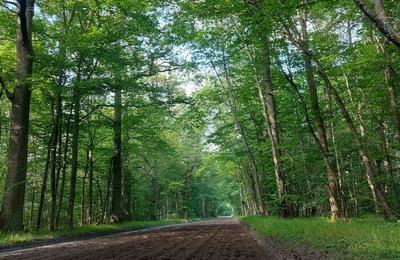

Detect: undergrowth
[0,219,184,245]
[241,216,400,259]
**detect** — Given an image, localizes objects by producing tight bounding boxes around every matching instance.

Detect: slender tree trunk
[66,77,81,228]
[55,104,63,194]
[150,170,158,220]
[382,41,400,144]
[298,11,345,222]
[81,149,88,226]
[313,56,392,218]
[87,129,94,224]
[0,0,36,231]
[379,121,400,209]
[201,196,206,218]
[49,95,62,231]
[215,61,266,215]
[240,163,259,215]
[182,167,193,220]
[36,130,54,230]
[103,159,113,223]
[111,87,123,222]
[237,21,284,216]
[261,36,287,217]
[56,113,71,228]
[123,156,132,219]
[29,138,39,228]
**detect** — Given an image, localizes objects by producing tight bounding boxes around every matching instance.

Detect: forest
[0,0,399,252]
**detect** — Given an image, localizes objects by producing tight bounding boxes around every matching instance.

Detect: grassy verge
[0,219,185,246]
[241,216,400,259]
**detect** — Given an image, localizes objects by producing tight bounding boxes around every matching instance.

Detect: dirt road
[0,218,273,259]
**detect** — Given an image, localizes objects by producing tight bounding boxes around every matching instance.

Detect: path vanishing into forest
[0,218,277,260]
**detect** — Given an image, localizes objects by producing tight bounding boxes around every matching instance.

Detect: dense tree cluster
[180,0,400,221]
[0,0,399,232]
[0,0,239,232]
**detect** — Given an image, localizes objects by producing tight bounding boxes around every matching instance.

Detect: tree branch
[5,0,18,6]
[354,0,400,48]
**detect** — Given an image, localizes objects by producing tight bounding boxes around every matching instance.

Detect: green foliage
[242,216,400,258]
[0,219,184,246]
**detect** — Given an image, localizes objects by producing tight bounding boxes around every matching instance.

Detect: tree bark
[354,0,400,48]
[80,148,89,226]
[56,112,71,228]
[0,0,35,231]
[382,41,400,144]
[123,156,132,219]
[111,87,123,222]
[149,170,158,220]
[66,75,81,228]
[36,129,54,230]
[261,36,287,217]
[87,129,94,224]
[182,167,193,220]
[315,58,392,219]
[213,60,267,215]
[237,7,286,215]
[298,11,345,222]
[379,121,400,209]
[49,94,62,231]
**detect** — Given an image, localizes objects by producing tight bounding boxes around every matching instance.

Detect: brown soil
[0,218,275,260]
[0,218,335,260]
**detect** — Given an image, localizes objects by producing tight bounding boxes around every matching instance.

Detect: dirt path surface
[0,218,273,260]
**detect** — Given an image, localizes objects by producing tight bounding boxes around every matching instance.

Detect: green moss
[241,216,400,259]
[0,219,184,246]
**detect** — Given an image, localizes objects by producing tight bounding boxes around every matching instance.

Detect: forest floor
[0,218,295,260]
[0,219,185,250]
[242,216,400,259]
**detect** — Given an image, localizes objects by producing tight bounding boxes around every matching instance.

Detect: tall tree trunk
[102,159,113,223]
[80,149,88,226]
[182,167,193,220]
[149,170,158,220]
[29,138,39,228]
[87,129,94,224]
[237,14,285,215]
[123,156,132,220]
[261,36,287,217]
[240,163,259,216]
[56,112,71,228]
[66,78,81,228]
[49,94,62,231]
[111,87,123,222]
[379,121,400,209]
[298,11,345,222]
[286,8,390,217]
[313,56,392,218]
[0,0,35,231]
[36,129,54,230]
[213,60,267,215]
[382,41,400,144]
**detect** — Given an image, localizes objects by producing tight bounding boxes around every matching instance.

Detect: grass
[241,216,400,259]
[0,219,185,246]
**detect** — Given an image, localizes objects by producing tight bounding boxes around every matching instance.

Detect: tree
[354,0,400,48]
[0,0,35,231]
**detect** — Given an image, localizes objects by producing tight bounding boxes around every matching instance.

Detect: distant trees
[0,0,399,233]
[178,0,400,220]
